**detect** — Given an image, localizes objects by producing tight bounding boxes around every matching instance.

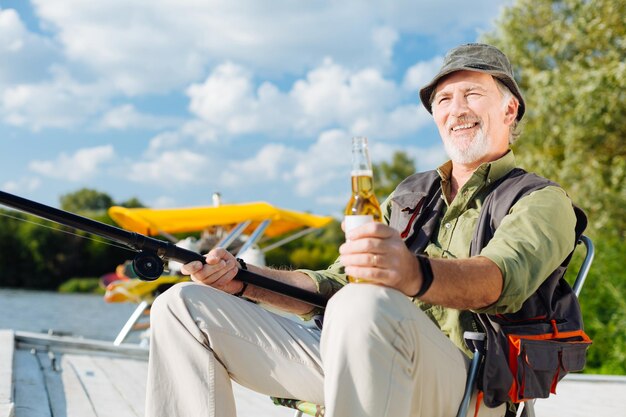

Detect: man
[145,44,582,417]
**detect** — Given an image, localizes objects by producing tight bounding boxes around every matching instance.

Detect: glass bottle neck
[351,136,373,177]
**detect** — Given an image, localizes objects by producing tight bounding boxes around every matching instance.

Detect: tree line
[0,189,142,290]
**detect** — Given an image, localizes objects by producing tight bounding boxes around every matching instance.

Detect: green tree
[373,151,416,200]
[0,188,136,290]
[265,220,343,270]
[484,0,625,238]
[484,0,626,374]
[118,197,145,208]
[60,188,115,212]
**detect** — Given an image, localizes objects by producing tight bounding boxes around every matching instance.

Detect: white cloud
[0,8,58,86]
[151,195,178,208]
[186,63,260,133]
[97,104,181,130]
[406,144,449,171]
[28,0,502,95]
[219,144,299,187]
[1,176,42,193]
[125,150,211,187]
[372,26,399,63]
[290,59,401,133]
[1,1,501,133]
[146,131,185,155]
[0,0,505,217]
[1,68,107,130]
[185,58,430,141]
[207,129,352,208]
[291,129,352,200]
[28,145,115,181]
[350,104,431,139]
[403,56,444,94]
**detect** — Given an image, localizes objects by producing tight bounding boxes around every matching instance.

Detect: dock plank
[0,331,15,417]
[534,375,626,417]
[58,354,97,417]
[13,350,50,417]
[35,352,66,417]
[64,354,141,417]
[89,356,146,416]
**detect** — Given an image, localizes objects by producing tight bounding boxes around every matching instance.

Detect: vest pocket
[389,192,427,241]
[507,332,591,402]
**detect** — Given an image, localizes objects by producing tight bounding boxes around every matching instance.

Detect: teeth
[452,123,475,131]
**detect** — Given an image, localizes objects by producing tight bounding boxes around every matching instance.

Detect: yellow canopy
[108,202,333,238]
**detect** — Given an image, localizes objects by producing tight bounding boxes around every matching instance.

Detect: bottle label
[344,215,374,233]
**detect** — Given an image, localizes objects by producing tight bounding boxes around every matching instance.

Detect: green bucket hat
[419,43,525,121]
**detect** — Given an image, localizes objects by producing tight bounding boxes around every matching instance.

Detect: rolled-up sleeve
[296,194,394,320]
[296,258,347,320]
[476,186,577,314]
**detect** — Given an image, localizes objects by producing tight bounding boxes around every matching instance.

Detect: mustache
[446,117,482,131]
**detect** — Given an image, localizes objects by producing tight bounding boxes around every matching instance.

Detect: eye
[437,96,450,105]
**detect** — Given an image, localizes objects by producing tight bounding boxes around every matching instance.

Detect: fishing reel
[131,251,165,281]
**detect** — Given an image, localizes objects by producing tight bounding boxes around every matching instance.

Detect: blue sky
[0,0,510,217]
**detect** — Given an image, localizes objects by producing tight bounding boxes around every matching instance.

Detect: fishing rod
[0,190,329,308]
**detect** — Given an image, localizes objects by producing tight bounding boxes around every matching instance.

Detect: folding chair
[274,235,595,417]
[456,235,594,417]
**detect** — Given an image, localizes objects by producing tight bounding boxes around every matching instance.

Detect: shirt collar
[436,150,517,185]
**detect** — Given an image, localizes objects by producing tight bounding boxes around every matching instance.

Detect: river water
[0,288,139,342]
[0,288,298,416]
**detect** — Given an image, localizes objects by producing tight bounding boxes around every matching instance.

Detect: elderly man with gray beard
[145,43,587,417]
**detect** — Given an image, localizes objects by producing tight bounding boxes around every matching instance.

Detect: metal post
[114,300,150,346]
[236,220,270,256]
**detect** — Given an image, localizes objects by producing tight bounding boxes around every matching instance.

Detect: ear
[503,96,519,125]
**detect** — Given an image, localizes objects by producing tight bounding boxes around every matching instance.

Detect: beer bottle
[344,136,382,283]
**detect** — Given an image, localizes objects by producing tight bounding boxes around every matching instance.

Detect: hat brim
[419,68,526,122]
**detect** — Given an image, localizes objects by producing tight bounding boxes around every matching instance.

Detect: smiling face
[431,70,518,167]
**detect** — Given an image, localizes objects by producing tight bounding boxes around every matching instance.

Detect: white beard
[442,125,491,164]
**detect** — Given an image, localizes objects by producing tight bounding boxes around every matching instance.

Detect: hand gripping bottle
[344,136,382,283]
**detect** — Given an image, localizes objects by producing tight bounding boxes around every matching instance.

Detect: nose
[449,94,469,117]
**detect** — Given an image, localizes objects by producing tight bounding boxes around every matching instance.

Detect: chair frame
[287,236,594,417]
[456,235,594,417]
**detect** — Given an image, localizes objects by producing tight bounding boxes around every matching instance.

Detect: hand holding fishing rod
[0,190,328,308]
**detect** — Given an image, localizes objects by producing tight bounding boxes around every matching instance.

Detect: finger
[180,260,203,275]
[205,247,231,265]
[339,238,385,256]
[345,222,396,241]
[341,252,386,269]
[186,256,227,281]
[344,265,388,282]
[210,267,240,289]
[191,259,233,285]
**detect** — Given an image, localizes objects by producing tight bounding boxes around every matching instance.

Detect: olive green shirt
[300,151,577,356]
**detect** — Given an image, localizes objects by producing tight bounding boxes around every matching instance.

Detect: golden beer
[345,174,382,220]
[344,138,381,283]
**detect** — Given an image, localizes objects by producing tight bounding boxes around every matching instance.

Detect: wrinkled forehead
[434,70,499,95]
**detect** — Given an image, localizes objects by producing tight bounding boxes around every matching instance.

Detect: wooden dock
[1,329,625,417]
[0,330,293,417]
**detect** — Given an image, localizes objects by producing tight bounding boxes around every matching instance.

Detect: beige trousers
[145,282,505,417]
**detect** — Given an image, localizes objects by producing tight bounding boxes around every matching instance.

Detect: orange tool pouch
[505,324,591,403]
[476,313,592,408]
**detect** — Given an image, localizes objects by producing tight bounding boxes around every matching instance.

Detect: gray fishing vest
[389,167,591,408]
